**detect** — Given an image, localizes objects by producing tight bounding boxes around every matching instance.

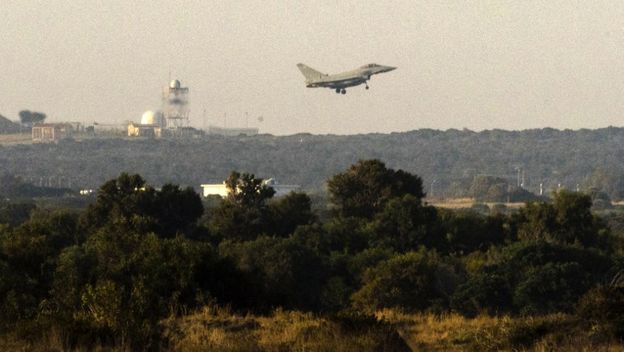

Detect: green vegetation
[17,110,46,127]
[1,159,624,350]
[3,127,624,200]
[0,115,21,134]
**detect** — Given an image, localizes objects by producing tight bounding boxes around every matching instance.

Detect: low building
[32,123,73,142]
[201,182,230,198]
[263,178,301,197]
[127,123,162,138]
[201,178,300,198]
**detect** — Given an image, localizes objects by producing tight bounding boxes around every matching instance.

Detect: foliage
[0,201,35,226]
[18,110,46,126]
[0,174,72,199]
[451,242,613,316]
[219,236,325,311]
[0,114,21,134]
[351,250,463,313]
[369,194,443,251]
[327,159,424,219]
[208,172,275,241]
[516,190,609,247]
[268,192,316,237]
[82,173,203,238]
[0,160,623,349]
[441,210,510,253]
[577,285,624,338]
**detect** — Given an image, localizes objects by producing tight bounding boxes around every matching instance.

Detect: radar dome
[141,110,156,125]
[170,79,181,89]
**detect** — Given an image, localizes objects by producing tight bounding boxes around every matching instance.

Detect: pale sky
[2,1,624,135]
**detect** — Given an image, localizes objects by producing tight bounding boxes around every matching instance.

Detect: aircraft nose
[384,66,397,72]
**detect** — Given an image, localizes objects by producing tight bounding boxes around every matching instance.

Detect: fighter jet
[297,63,396,94]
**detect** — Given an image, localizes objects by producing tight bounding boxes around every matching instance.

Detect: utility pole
[430,179,437,198]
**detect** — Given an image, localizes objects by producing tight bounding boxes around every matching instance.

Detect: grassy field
[2,307,623,351]
[427,197,527,210]
[162,307,409,352]
[160,308,624,352]
[378,310,623,352]
[0,133,32,145]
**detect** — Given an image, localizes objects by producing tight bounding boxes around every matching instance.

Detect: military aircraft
[296,63,396,94]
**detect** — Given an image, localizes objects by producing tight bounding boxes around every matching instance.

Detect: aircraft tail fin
[297,63,325,81]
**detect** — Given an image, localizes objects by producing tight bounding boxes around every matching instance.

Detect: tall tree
[209,172,275,241]
[81,173,203,237]
[327,159,424,219]
[18,110,46,126]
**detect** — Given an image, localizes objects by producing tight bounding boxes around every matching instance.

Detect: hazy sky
[2,1,624,135]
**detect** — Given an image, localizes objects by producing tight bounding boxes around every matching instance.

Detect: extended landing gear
[341,89,346,94]
[335,88,347,94]
[365,84,369,90]
[335,88,340,94]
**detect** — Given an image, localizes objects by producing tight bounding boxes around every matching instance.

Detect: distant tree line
[1,127,624,200]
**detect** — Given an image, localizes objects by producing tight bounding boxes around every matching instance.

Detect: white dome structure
[141,110,156,125]
[170,79,181,89]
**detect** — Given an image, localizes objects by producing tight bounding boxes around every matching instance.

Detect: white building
[128,110,164,138]
[201,178,300,198]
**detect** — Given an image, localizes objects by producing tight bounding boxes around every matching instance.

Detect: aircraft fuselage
[297,63,396,93]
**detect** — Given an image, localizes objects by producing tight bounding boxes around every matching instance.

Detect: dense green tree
[450,268,512,317]
[268,192,316,237]
[513,262,590,314]
[452,242,613,316]
[351,250,463,313]
[370,194,443,251]
[82,173,203,238]
[219,236,326,311]
[209,172,275,241]
[327,159,424,219]
[577,285,624,338]
[152,183,204,237]
[18,110,46,126]
[0,201,36,226]
[441,210,509,253]
[516,191,608,247]
[52,230,226,347]
[81,173,154,232]
[551,190,604,245]
[225,171,275,207]
[323,216,372,254]
[0,210,80,328]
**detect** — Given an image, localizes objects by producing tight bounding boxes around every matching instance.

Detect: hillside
[0,115,21,134]
[1,127,624,198]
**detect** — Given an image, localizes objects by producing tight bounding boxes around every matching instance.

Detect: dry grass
[161,306,409,352]
[4,308,624,351]
[428,198,526,210]
[377,310,624,351]
[0,133,32,145]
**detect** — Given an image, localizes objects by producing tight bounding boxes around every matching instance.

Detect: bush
[577,285,624,338]
[351,250,463,313]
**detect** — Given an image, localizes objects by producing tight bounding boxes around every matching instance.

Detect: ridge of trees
[2,127,624,199]
[0,160,623,349]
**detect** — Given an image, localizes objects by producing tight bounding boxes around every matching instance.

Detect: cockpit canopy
[361,63,380,68]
